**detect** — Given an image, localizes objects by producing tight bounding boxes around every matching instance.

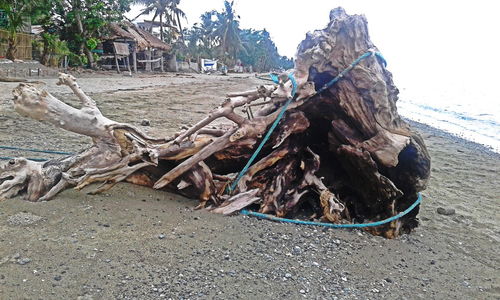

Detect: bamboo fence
[0,29,32,60]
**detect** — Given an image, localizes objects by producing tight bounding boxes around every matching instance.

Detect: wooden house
[101,21,171,73]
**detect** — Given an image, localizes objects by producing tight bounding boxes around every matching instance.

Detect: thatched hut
[102,21,171,73]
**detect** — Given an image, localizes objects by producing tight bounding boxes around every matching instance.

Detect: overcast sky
[127,0,499,104]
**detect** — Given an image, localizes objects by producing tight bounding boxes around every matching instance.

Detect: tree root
[0,7,430,238]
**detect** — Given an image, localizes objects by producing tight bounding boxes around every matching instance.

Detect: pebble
[158,234,166,239]
[54,275,62,281]
[299,289,306,294]
[18,258,31,265]
[437,207,455,216]
[140,119,151,126]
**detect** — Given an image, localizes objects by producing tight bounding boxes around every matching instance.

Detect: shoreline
[405,118,500,158]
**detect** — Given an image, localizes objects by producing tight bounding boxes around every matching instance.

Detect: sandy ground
[0,74,499,299]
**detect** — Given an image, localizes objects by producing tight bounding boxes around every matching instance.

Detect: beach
[0,73,498,299]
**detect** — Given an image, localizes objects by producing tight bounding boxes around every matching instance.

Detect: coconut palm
[212,0,243,63]
[133,0,186,41]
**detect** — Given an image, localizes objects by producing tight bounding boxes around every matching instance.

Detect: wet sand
[0,74,499,299]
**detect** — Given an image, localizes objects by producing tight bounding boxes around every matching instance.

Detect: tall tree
[212,0,243,64]
[184,11,218,59]
[57,0,132,68]
[63,0,131,68]
[31,0,61,65]
[133,0,186,42]
[169,0,185,40]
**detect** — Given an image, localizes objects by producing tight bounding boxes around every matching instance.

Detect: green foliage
[86,37,99,50]
[59,0,132,45]
[239,29,294,72]
[67,52,87,66]
[0,0,31,34]
[1,0,131,64]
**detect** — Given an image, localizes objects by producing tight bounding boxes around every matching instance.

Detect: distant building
[100,21,172,73]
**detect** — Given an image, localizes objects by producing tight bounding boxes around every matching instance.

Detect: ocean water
[396,81,500,153]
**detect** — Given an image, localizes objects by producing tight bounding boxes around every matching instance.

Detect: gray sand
[0,74,498,299]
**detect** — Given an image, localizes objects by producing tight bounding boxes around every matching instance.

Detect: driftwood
[0,8,430,238]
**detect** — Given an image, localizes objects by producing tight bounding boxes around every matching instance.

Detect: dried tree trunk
[0,8,430,238]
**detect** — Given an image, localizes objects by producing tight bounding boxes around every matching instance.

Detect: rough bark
[6,35,17,60]
[0,8,430,238]
[73,3,95,69]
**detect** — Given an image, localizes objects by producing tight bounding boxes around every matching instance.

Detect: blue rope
[241,193,422,228]
[317,50,386,94]
[256,75,275,82]
[0,146,73,156]
[0,156,48,162]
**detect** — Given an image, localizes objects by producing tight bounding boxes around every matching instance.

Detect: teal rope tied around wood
[229,49,386,193]
[316,50,386,94]
[0,146,73,156]
[241,193,422,228]
[0,146,73,162]
[0,156,48,162]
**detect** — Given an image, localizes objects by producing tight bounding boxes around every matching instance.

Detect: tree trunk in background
[6,35,16,60]
[73,4,95,69]
[167,50,178,72]
[0,8,430,238]
[82,46,95,69]
[40,37,50,66]
[160,14,164,41]
[176,12,184,41]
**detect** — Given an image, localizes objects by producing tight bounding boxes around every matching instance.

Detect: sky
[126,0,499,105]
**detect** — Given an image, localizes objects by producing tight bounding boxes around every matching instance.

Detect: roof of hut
[104,21,171,51]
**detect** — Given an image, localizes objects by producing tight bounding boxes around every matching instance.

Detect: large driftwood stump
[0,8,430,238]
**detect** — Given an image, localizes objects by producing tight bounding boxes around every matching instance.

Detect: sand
[0,73,498,299]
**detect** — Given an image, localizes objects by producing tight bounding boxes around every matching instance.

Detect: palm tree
[0,0,34,60]
[133,0,186,41]
[212,1,243,64]
[168,0,185,40]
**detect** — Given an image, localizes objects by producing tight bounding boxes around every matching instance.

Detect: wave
[397,100,500,153]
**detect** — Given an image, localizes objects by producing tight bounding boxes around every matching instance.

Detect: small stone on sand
[437,207,456,216]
